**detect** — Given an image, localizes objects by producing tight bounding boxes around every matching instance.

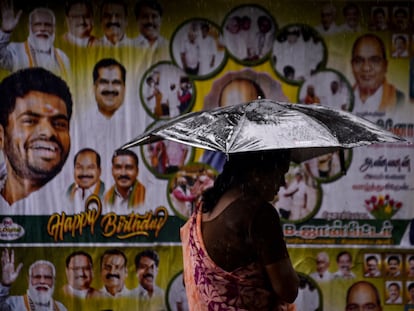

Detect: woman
[180,150,299,310]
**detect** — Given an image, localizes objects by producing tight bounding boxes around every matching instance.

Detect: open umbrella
[120,99,405,163]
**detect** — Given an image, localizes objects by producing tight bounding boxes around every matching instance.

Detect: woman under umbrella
[180,150,299,310]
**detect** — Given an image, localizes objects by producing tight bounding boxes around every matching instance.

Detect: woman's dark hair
[201,150,290,213]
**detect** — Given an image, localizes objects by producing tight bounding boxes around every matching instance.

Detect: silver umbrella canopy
[120,99,405,164]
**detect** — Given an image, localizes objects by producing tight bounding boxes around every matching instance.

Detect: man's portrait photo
[0,67,73,210]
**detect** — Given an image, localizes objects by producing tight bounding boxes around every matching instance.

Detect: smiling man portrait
[0,67,73,208]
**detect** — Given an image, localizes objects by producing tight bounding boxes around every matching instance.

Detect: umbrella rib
[225,108,247,153]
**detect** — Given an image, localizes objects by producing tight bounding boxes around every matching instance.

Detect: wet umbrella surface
[120,99,406,163]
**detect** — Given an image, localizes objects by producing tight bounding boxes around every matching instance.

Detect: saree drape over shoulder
[180,204,280,311]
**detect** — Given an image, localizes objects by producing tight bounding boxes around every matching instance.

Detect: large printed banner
[0,0,413,310]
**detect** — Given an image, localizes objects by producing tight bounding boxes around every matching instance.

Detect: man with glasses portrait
[62,0,98,47]
[350,33,405,114]
[62,250,101,298]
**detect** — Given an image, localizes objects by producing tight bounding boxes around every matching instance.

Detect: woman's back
[181,196,288,311]
[202,195,288,272]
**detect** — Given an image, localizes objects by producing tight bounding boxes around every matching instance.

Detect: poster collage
[0,0,414,310]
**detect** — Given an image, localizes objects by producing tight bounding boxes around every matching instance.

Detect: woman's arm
[250,202,299,303]
[265,258,299,303]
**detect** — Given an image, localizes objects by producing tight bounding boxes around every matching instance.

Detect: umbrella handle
[339,149,346,175]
